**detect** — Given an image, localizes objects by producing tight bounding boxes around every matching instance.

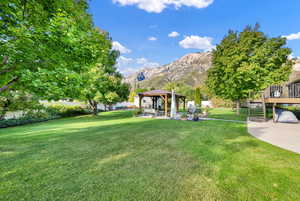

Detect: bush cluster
[0,105,91,128]
[46,105,90,117]
[0,112,57,128]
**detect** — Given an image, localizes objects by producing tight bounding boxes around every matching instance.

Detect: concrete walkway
[248,120,300,154]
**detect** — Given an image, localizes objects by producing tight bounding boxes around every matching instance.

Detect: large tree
[163,82,194,100]
[0,0,110,99]
[79,50,130,115]
[206,24,293,114]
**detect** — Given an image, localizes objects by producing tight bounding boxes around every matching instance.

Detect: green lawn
[208,108,248,121]
[1,110,300,201]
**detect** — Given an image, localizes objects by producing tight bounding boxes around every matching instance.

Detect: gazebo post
[183,97,186,111]
[138,90,186,116]
[139,95,143,111]
[152,97,155,109]
[176,97,179,111]
[164,94,168,117]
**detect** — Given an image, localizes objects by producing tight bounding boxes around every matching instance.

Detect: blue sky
[89,0,300,75]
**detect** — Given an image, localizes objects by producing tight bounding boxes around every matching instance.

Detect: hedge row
[0,105,91,128]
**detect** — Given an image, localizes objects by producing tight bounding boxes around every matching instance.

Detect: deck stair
[248,103,266,122]
[248,91,267,122]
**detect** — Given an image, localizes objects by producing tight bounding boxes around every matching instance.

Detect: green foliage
[0,104,90,128]
[0,0,111,100]
[133,110,142,117]
[135,88,148,94]
[0,91,43,120]
[46,105,90,117]
[0,108,56,128]
[194,87,201,107]
[128,88,148,103]
[163,82,194,100]
[207,24,293,103]
[1,0,129,117]
[0,115,56,128]
[210,97,234,108]
[128,91,137,102]
[79,61,130,114]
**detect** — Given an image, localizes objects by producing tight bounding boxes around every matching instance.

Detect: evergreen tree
[194,87,201,107]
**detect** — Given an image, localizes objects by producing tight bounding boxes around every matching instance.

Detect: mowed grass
[208,108,248,121]
[1,110,300,201]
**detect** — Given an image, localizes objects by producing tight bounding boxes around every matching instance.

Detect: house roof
[289,71,300,84]
[138,89,185,97]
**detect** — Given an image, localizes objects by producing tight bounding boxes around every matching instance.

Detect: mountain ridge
[125,52,300,89]
[125,52,213,89]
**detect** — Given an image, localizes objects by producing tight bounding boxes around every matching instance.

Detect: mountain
[125,52,300,89]
[125,52,212,89]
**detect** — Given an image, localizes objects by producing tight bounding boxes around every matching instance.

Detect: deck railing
[265,83,300,99]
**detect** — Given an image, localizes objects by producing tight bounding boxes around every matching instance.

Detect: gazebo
[138,90,186,116]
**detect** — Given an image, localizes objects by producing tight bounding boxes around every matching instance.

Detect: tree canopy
[206,24,292,113]
[0,0,130,117]
[163,82,194,100]
[78,50,130,114]
[0,0,110,99]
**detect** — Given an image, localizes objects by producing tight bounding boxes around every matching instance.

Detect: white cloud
[288,53,300,60]
[117,56,160,75]
[168,31,180,38]
[137,58,148,64]
[179,35,215,51]
[148,36,157,41]
[112,41,131,54]
[282,32,300,40]
[112,0,214,13]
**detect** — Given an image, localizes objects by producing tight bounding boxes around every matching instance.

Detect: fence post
[262,92,267,121]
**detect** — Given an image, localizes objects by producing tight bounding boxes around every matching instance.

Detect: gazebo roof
[138,89,185,97]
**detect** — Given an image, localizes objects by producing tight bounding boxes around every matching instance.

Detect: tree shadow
[1,112,286,201]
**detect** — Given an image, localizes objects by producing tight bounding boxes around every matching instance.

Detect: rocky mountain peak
[125,52,300,89]
[125,52,212,88]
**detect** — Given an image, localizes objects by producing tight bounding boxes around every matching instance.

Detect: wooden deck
[251,98,300,104]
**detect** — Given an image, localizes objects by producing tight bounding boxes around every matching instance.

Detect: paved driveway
[248,120,300,154]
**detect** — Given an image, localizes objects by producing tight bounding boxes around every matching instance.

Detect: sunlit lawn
[208,108,248,121]
[1,110,300,201]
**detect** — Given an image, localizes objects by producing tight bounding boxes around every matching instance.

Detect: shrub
[115,106,128,110]
[46,105,90,117]
[0,112,57,128]
[211,97,234,108]
[0,105,91,128]
[133,110,142,117]
[181,113,188,119]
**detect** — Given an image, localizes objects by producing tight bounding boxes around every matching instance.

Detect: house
[249,66,300,121]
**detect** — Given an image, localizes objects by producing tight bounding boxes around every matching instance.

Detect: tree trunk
[92,101,98,115]
[88,99,98,116]
[0,99,11,120]
[93,106,98,115]
[0,111,6,120]
[236,100,241,115]
[0,77,19,93]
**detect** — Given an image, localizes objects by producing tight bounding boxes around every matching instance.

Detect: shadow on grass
[1,110,299,201]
